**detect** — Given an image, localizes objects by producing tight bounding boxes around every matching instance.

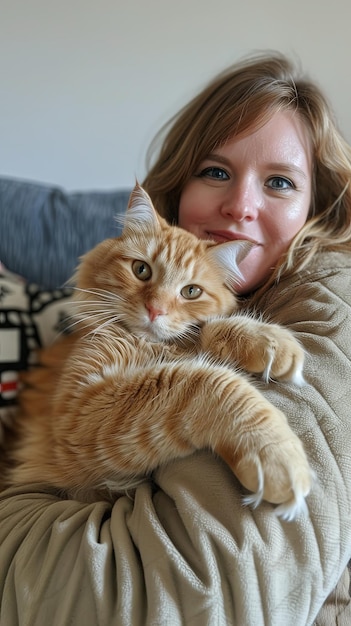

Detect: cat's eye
[181,285,203,300]
[132,260,152,281]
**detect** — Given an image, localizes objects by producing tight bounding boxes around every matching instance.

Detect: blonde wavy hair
[143,51,351,286]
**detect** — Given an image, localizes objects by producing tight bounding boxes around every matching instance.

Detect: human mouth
[205,230,260,245]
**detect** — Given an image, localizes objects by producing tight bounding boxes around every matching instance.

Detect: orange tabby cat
[8,184,312,520]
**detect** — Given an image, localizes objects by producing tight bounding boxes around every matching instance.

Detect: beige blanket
[1,250,351,625]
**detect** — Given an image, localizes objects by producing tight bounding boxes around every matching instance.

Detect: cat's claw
[243,480,310,521]
[288,364,305,387]
[232,433,313,521]
[273,494,309,521]
[253,328,305,383]
[263,354,305,386]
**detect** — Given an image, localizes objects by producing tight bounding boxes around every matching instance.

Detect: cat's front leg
[200,315,305,384]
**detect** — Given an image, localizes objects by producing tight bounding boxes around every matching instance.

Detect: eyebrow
[267,162,308,180]
[203,154,309,180]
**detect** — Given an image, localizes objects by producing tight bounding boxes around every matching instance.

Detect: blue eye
[266,176,294,190]
[197,167,230,180]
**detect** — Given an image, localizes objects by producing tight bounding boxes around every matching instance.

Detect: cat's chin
[128,322,182,343]
[135,328,175,343]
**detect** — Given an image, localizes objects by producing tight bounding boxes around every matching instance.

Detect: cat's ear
[122,182,163,233]
[207,240,253,291]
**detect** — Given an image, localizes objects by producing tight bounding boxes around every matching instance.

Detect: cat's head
[73,183,251,342]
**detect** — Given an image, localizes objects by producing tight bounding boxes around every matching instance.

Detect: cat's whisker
[69,300,121,308]
[172,325,201,348]
[89,315,127,336]
[61,319,82,333]
[65,308,116,322]
[71,301,124,314]
[96,316,125,328]
[72,286,125,302]
[70,308,118,319]
[67,313,120,328]
[64,311,119,334]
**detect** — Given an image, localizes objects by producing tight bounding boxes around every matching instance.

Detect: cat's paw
[243,325,305,385]
[200,317,304,385]
[233,433,313,521]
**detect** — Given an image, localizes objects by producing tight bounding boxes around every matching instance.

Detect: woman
[1,52,351,625]
[142,53,351,622]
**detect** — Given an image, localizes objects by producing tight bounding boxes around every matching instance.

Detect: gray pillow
[0,177,130,289]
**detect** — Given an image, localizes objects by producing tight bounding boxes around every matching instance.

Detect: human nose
[220,182,260,222]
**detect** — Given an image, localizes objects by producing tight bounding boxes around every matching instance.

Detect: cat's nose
[145,303,167,322]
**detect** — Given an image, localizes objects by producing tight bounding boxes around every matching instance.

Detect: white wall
[1,0,350,191]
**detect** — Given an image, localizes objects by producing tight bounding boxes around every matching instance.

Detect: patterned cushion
[0,265,72,440]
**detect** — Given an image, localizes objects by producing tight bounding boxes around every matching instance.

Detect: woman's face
[178,110,313,294]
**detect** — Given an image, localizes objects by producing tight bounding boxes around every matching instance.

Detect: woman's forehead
[205,111,313,173]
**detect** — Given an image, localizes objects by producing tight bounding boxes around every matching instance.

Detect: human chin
[235,250,272,294]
